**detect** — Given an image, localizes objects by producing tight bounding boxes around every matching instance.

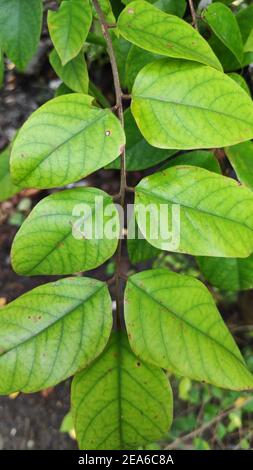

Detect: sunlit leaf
[135,166,253,257]
[131,59,253,149]
[0,277,112,394]
[10,94,125,188]
[125,269,253,389]
[118,1,222,70]
[71,332,173,450]
[11,187,119,275]
[48,0,92,65]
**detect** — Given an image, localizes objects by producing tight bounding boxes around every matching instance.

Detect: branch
[92,0,127,329]
[188,0,198,31]
[165,397,253,450]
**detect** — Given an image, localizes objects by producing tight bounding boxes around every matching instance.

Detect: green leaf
[11,187,119,276]
[197,255,253,291]
[213,0,233,5]
[118,1,222,70]
[112,37,132,89]
[135,165,253,257]
[10,94,125,188]
[244,29,253,53]
[108,108,177,170]
[131,59,253,149]
[0,277,112,394]
[0,146,21,202]
[127,216,161,264]
[128,237,161,264]
[161,150,221,174]
[225,141,253,190]
[48,0,92,65]
[0,0,42,70]
[227,73,250,96]
[49,49,89,94]
[125,45,160,91]
[55,82,74,97]
[208,34,241,72]
[125,269,253,390]
[71,332,173,450]
[123,0,186,16]
[153,0,186,17]
[203,2,243,64]
[236,4,253,44]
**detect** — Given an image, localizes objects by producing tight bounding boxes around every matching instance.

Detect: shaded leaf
[0,146,21,202]
[162,150,221,174]
[108,108,177,170]
[125,269,253,389]
[203,2,243,64]
[131,59,253,149]
[49,49,89,94]
[135,165,253,257]
[225,141,253,190]
[118,1,222,70]
[71,332,173,450]
[11,94,125,188]
[227,73,250,96]
[125,45,160,91]
[48,0,92,65]
[198,255,253,291]
[0,0,42,70]
[0,277,112,394]
[11,187,119,276]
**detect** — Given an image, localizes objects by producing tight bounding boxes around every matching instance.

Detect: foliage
[0,0,253,451]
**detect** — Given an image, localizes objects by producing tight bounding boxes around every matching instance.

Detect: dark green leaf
[162,150,221,174]
[0,146,21,202]
[203,2,243,64]
[49,49,89,94]
[108,108,177,170]
[225,141,253,190]
[198,255,253,291]
[0,0,42,70]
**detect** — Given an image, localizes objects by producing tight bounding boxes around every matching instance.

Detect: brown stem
[93,0,127,329]
[188,0,198,31]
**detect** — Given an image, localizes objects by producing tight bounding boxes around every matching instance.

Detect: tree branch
[92,0,126,329]
[188,0,198,31]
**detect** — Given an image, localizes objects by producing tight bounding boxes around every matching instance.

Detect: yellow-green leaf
[125,269,253,390]
[118,1,222,70]
[131,59,253,149]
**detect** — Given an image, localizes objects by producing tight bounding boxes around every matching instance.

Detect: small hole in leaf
[128,8,134,14]
[105,130,111,136]
[136,361,141,367]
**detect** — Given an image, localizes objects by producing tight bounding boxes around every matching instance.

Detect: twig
[165,397,253,450]
[92,0,127,329]
[188,0,198,31]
